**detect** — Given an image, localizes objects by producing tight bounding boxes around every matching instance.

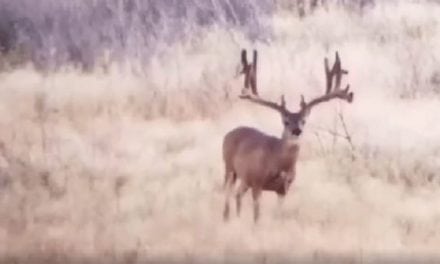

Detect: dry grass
[1,1,440,263]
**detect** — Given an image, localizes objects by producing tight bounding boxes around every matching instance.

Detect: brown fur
[224,127,299,193]
[223,126,299,222]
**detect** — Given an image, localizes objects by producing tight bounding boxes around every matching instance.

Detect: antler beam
[302,51,354,112]
[239,49,287,113]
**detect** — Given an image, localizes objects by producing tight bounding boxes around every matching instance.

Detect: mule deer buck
[223,49,354,222]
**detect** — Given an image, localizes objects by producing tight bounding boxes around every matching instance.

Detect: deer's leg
[252,187,262,223]
[223,171,235,221]
[277,194,285,208]
[276,194,286,219]
[235,181,249,217]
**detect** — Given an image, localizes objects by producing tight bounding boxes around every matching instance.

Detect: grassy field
[1,1,440,263]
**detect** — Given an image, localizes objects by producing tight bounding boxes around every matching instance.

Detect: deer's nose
[292,128,302,136]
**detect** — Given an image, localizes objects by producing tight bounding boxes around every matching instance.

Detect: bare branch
[338,111,356,160]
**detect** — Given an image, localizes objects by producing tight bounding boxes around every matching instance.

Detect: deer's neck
[279,138,300,170]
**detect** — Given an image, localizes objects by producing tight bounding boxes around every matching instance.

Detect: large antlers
[300,51,354,112]
[239,49,287,113]
[238,50,353,115]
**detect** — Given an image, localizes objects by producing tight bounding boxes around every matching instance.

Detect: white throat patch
[283,133,301,146]
[286,137,300,146]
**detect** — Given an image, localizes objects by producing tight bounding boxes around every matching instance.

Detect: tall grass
[1,1,440,263]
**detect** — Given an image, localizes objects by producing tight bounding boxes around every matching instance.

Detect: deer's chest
[262,147,298,182]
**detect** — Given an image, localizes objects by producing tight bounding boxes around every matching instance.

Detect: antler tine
[238,49,285,113]
[325,51,349,94]
[324,57,332,94]
[301,51,354,112]
[241,49,248,69]
[252,50,258,96]
[280,95,286,108]
[332,51,349,91]
[242,49,251,91]
[253,50,258,68]
[239,49,259,96]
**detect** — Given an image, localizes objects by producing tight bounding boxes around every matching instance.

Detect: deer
[222,49,354,222]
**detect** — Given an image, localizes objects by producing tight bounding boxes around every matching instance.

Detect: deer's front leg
[282,170,295,195]
[223,172,235,221]
[235,181,249,217]
[276,171,293,219]
[252,187,262,223]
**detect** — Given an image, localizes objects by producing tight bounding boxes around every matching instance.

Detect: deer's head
[239,50,354,144]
